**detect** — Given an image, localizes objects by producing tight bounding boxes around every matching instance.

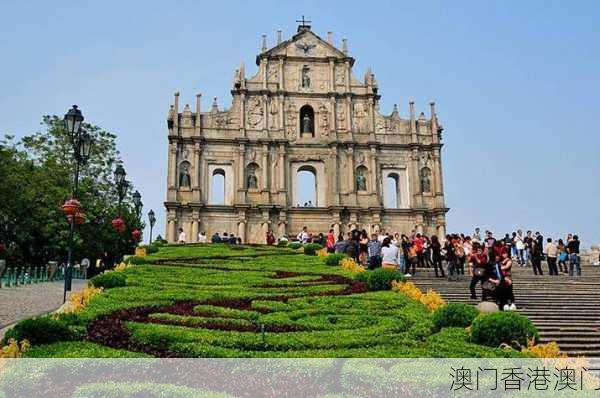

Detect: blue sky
[1,1,598,248]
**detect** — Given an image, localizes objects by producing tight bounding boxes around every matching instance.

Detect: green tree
[0,116,144,268]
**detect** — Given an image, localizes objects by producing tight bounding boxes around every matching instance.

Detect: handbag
[482,280,496,292]
[559,252,568,262]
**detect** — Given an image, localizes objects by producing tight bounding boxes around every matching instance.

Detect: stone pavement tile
[0,280,87,330]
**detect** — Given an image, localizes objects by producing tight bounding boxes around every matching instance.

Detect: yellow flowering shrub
[114,262,129,272]
[135,247,147,257]
[0,339,29,358]
[340,258,366,274]
[420,289,446,311]
[392,281,446,311]
[66,286,103,313]
[316,248,329,257]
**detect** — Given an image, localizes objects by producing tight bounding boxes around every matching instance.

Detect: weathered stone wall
[164,25,448,243]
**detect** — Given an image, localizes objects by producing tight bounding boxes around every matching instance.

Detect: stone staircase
[411,261,600,357]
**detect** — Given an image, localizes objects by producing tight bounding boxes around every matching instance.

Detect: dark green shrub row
[276,240,288,247]
[324,253,347,266]
[2,316,73,345]
[90,272,127,289]
[127,256,149,265]
[353,268,405,291]
[303,243,323,256]
[432,303,478,332]
[288,242,302,250]
[471,312,539,348]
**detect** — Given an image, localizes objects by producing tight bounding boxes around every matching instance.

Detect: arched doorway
[210,168,226,204]
[296,165,317,207]
[384,173,400,208]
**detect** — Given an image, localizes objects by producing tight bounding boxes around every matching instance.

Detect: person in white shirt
[178,228,187,244]
[297,226,310,243]
[381,237,400,270]
[377,228,387,243]
[198,231,207,243]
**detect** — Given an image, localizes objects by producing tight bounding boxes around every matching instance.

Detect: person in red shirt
[265,230,275,245]
[469,243,488,300]
[326,229,336,253]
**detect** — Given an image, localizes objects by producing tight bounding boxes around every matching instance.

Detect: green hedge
[90,272,127,289]
[303,243,323,256]
[471,312,539,348]
[324,253,347,266]
[432,303,478,332]
[127,256,149,265]
[276,240,288,247]
[2,316,72,345]
[366,268,405,291]
[288,242,302,250]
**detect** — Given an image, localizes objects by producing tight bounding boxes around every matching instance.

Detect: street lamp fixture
[62,105,93,303]
[148,209,156,244]
[132,190,142,218]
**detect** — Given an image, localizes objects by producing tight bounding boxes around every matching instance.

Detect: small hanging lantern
[111,217,126,233]
[131,229,141,242]
[61,199,81,216]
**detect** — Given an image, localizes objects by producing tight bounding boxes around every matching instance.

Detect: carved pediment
[260,30,348,61]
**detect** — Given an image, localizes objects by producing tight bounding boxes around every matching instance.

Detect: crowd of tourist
[285,226,583,311]
[176,224,584,312]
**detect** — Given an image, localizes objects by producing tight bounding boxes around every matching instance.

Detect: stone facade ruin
[164,23,448,243]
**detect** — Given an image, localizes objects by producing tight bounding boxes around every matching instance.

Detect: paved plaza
[0,280,86,334]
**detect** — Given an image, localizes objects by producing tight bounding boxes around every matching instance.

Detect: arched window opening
[420,167,431,193]
[384,173,400,209]
[178,161,191,188]
[246,162,260,190]
[297,165,317,207]
[356,165,368,192]
[299,105,315,137]
[210,168,226,204]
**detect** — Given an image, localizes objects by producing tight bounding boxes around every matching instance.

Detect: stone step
[412,269,600,357]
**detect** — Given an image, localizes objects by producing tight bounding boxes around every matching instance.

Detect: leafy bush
[90,272,127,289]
[325,253,347,266]
[288,242,302,250]
[277,240,288,247]
[2,317,72,345]
[471,312,539,348]
[142,244,159,254]
[366,268,405,291]
[432,303,478,332]
[303,243,323,256]
[126,256,148,265]
[353,271,369,283]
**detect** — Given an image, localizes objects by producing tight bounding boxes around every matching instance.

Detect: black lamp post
[63,105,93,303]
[132,190,142,220]
[148,209,156,244]
[114,165,128,216]
[113,165,128,263]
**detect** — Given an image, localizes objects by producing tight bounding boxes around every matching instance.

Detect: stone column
[168,143,177,189]
[237,144,245,203]
[345,95,352,133]
[278,143,285,192]
[238,220,246,243]
[262,93,268,131]
[436,223,446,239]
[349,212,358,231]
[369,146,377,194]
[261,59,267,89]
[346,145,354,193]
[344,60,350,92]
[328,59,335,92]
[277,211,287,239]
[279,93,285,131]
[239,93,246,135]
[192,143,202,202]
[410,150,420,208]
[261,209,270,241]
[261,144,269,192]
[367,97,375,134]
[191,210,199,242]
[278,58,284,89]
